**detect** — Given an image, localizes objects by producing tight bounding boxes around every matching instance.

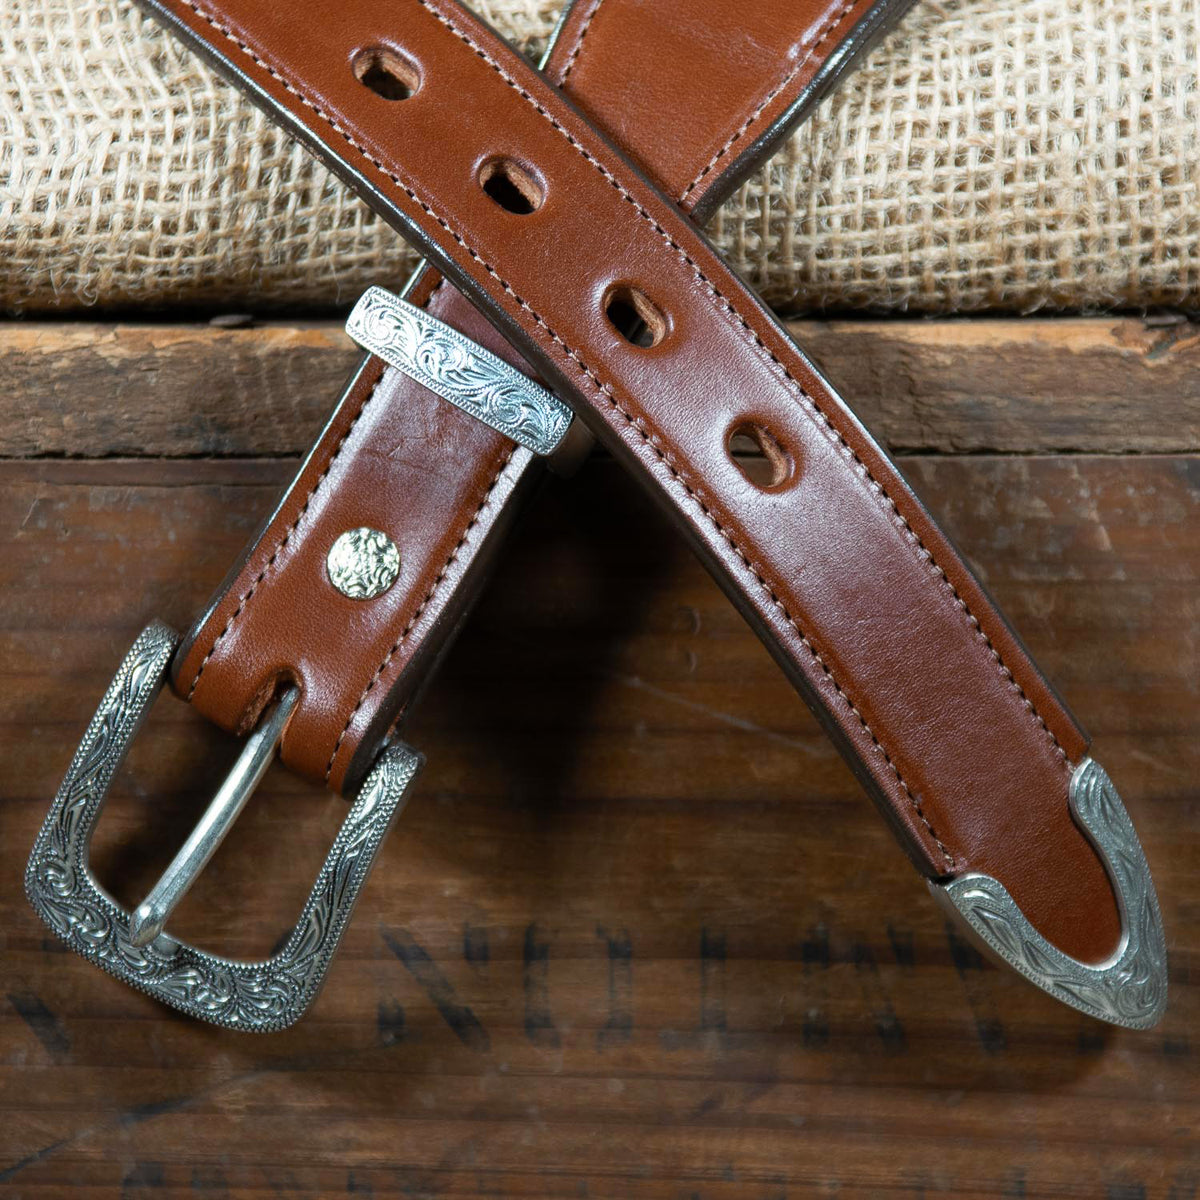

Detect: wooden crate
[1,317,1196,1198]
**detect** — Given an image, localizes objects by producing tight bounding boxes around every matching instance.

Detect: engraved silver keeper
[25,622,424,1031]
[345,284,574,456]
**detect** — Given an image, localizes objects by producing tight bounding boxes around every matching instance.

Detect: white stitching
[186,359,390,700]
[409,0,1067,773]
[187,274,453,701]
[325,443,520,782]
[557,0,605,84]
[679,0,860,205]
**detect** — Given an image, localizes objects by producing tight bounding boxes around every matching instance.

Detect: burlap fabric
[2,0,1197,314]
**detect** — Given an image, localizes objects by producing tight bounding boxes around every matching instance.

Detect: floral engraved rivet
[327,528,400,600]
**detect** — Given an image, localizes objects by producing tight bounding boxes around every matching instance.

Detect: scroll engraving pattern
[346,285,573,455]
[941,759,1167,1029]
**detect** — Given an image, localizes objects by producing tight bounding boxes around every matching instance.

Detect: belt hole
[604,285,666,348]
[727,422,795,490]
[353,47,420,101]
[479,158,544,215]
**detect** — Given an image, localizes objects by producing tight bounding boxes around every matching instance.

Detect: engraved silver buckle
[24,621,423,1032]
[931,758,1168,1029]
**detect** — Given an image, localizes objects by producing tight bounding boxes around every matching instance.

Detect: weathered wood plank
[0,322,346,461]
[0,454,1196,1197]
[2,316,1199,457]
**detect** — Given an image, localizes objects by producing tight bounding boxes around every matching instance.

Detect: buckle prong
[128,686,300,948]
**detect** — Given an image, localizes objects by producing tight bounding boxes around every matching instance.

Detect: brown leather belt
[24,0,1166,1032]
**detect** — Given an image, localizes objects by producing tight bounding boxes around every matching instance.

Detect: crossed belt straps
[25,0,1167,1031]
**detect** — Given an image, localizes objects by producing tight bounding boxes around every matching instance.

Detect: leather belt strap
[169,0,907,800]
[137,0,1156,989]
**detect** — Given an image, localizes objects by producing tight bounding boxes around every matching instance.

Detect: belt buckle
[24,622,422,1031]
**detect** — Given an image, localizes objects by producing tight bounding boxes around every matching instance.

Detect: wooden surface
[0,317,1197,1197]
[4,316,1199,457]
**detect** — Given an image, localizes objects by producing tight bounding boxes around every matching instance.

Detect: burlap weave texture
[2,0,1198,314]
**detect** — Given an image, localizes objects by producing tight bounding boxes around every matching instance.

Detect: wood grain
[2,316,1199,457]
[0,322,1197,1198]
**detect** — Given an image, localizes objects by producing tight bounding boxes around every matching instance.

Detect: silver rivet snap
[327,527,400,600]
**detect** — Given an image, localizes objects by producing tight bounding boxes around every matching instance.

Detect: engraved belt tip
[932,758,1167,1030]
